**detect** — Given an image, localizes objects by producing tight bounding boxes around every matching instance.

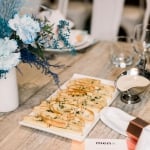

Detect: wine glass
[133,24,150,74]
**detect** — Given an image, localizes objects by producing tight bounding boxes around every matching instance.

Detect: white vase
[0,68,19,112]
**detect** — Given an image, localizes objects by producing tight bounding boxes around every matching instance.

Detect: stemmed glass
[133,24,150,79]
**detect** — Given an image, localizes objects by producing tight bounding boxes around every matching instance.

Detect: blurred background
[21,0,148,40]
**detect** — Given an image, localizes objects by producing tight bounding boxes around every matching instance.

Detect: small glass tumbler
[111,36,134,68]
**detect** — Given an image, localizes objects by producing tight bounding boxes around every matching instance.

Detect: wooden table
[0,42,150,150]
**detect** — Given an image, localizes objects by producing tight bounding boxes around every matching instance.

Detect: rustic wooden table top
[0,42,150,150]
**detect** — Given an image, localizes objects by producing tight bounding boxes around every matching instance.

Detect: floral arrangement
[0,0,74,85]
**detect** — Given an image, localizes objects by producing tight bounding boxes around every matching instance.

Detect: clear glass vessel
[134,24,150,77]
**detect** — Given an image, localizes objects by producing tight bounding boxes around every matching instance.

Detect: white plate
[19,74,118,141]
[44,31,97,52]
[69,30,89,47]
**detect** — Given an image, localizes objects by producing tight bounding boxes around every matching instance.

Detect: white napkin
[38,9,74,29]
[136,125,150,150]
[100,107,150,150]
[100,107,135,136]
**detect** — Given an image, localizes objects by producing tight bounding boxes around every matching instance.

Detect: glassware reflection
[134,24,150,77]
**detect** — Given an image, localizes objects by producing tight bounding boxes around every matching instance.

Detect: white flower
[0,53,20,70]
[9,14,40,44]
[0,37,18,57]
[0,37,20,70]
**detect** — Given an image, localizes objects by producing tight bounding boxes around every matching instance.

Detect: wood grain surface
[0,42,149,150]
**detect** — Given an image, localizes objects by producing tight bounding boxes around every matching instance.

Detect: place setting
[38,6,97,53]
[44,29,97,53]
[13,23,150,149]
[99,25,150,149]
[109,29,150,105]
